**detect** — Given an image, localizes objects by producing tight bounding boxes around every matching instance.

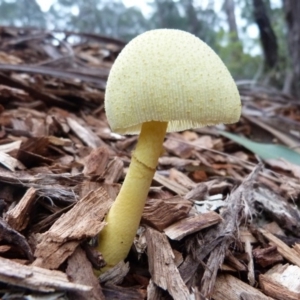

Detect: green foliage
[215,30,263,79]
[0,0,45,27]
[220,131,300,166]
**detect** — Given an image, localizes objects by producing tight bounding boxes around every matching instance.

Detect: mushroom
[97,29,241,271]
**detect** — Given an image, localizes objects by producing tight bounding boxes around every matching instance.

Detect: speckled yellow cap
[105,29,241,135]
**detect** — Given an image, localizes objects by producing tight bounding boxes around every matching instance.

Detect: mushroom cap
[105,29,241,135]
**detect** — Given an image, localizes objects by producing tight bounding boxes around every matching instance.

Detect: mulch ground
[0,26,300,300]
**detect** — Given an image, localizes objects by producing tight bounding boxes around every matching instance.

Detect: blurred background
[0,0,299,99]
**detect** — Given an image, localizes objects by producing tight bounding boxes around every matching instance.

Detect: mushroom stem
[97,121,168,272]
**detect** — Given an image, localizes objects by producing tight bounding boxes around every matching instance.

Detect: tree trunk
[223,0,239,42]
[252,0,278,70]
[283,0,300,98]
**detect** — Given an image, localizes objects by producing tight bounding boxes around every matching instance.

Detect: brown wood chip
[33,187,113,269]
[164,211,222,240]
[0,256,92,293]
[259,264,300,300]
[66,246,105,300]
[5,187,36,231]
[145,226,190,300]
[142,196,192,231]
[213,274,272,300]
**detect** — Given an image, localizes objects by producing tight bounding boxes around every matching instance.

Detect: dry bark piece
[83,146,110,176]
[154,172,189,196]
[0,168,83,201]
[163,134,195,159]
[145,226,190,300]
[259,264,300,300]
[254,185,300,236]
[67,117,105,149]
[0,218,33,260]
[164,211,222,240]
[147,279,173,300]
[0,256,91,293]
[259,228,300,268]
[142,196,192,231]
[66,246,105,300]
[169,168,196,189]
[17,137,53,168]
[103,284,146,300]
[33,187,113,269]
[225,250,248,272]
[5,187,36,231]
[99,261,130,285]
[0,151,25,171]
[212,274,272,300]
[103,157,124,184]
[253,245,283,267]
[180,164,262,296]
[244,237,255,286]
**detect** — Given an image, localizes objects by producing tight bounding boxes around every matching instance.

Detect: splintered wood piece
[225,251,248,272]
[103,284,146,300]
[259,229,300,268]
[164,211,222,240]
[145,226,190,300]
[66,246,105,300]
[0,256,91,293]
[5,187,36,231]
[0,168,83,201]
[253,246,283,268]
[293,243,300,255]
[163,134,195,159]
[67,117,104,149]
[142,196,192,231]
[259,264,300,300]
[0,151,25,171]
[154,172,189,196]
[99,261,130,285]
[0,218,33,260]
[33,187,113,269]
[213,274,272,300]
[169,168,197,189]
[254,186,300,234]
[245,238,255,286]
[103,157,124,184]
[83,146,110,176]
[179,164,262,297]
[147,279,168,300]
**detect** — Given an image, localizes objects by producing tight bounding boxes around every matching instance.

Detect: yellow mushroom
[97,29,241,272]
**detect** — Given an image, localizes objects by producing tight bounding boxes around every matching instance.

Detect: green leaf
[219,131,300,166]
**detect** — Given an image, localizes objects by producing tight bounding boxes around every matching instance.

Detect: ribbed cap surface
[105,29,241,135]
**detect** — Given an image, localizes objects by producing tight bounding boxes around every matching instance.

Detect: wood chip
[212,274,272,300]
[0,151,25,171]
[253,245,283,267]
[163,134,194,158]
[66,246,105,300]
[145,226,190,300]
[154,172,189,196]
[83,146,110,176]
[33,187,113,269]
[142,196,192,231]
[67,117,104,149]
[0,256,92,293]
[103,284,146,300]
[259,228,300,268]
[164,211,222,240]
[5,187,36,231]
[260,264,300,300]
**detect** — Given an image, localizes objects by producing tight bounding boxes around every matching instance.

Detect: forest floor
[0,26,300,300]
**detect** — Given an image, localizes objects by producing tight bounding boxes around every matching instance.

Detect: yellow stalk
[96,121,168,273]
